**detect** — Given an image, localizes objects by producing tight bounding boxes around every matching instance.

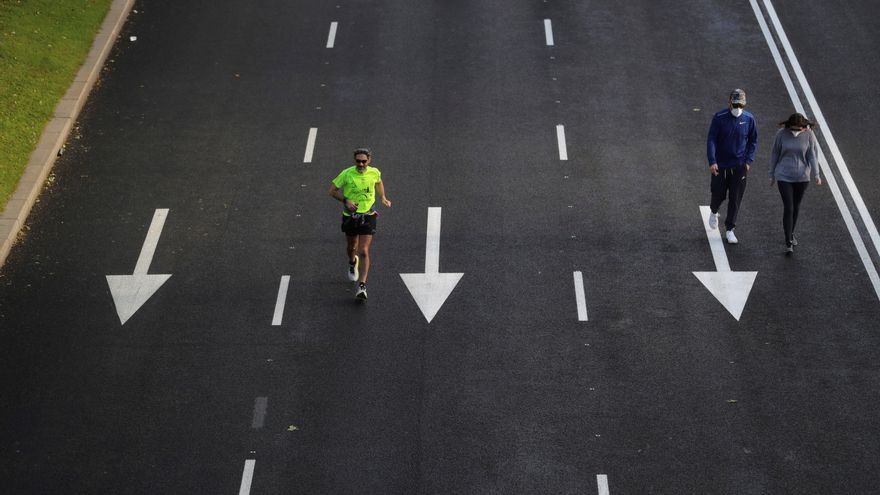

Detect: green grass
[0,0,113,210]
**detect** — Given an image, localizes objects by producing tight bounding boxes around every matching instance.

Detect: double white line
[751,0,880,301]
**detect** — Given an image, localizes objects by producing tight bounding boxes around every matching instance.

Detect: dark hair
[778,113,817,129]
[353,147,371,158]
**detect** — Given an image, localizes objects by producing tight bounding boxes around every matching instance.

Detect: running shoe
[726,229,738,244]
[348,255,359,281]
[356,283,368,300]
[791,233,798,246]
[708,211,719,230]
[785,243,794,255]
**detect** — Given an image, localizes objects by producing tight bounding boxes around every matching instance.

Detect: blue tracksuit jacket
[707,109,758,169]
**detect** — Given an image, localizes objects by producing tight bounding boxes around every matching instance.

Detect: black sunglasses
[355,159,368,164]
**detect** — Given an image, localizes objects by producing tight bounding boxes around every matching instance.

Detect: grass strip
[0,0,113,209]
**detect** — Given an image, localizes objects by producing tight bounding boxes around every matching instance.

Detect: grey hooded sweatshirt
[768,128,820,182]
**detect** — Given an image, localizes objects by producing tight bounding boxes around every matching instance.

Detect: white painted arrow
[693,205,757,321]
[400,207,463,323]
[106,209,172,325]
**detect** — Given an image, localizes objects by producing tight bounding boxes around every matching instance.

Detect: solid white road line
[762,0,880,260]
[699,206,730,272]
[748,0,800,117]
[326,21,338,48]
[750,0,880,300]
[252,397,268,429]
[556,125,568,160]
[272,276,290,326]
[597,474,610,495]
[238,459,255,495]
[133,209,169,275]
[544,19,554,46]
[425,207,442,274]
[573,271,588,321]
[303,128,318,163]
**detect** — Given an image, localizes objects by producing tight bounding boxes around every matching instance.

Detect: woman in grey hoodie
[768,113,823,254]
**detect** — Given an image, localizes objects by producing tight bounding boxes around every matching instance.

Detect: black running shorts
[341,214,377,236]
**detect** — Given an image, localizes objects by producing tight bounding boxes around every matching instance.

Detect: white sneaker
[726,229,738,244]
[708,212,718,230]
[348,255,359,281]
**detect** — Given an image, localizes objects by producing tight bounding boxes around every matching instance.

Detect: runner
[328,148,392,299]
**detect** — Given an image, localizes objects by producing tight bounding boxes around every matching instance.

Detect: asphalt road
[2,1,880,493]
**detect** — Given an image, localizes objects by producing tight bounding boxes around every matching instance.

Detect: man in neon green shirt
[328,148,392,300]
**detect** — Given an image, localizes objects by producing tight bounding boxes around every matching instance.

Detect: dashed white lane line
[573,271,588,321]
[272,275,291,326]
[238,459,255,495]
[597,474,610,495]
[252,397,268,429]
[303,128,318,163]
[326,21,338,48]
[556,124,568,160]
[544,19,554,46]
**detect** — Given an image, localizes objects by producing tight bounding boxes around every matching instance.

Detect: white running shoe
[726,229,738,244]
[791,233,798,246]
[355,283,368,300]
[348,255,359,281]
[708,212,719,230]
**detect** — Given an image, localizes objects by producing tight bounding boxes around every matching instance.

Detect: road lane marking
[556,125,568,160]
[303,128,318,163]
[252,397,268,429]
[694,206,757,321]
[762,0,880,262]
[134,208,168,275]
[544,19,554,46]
[272,275,291,326]
[238,459,255,495]
[700,206,729,272]
[326,21,338,48]
[750,0,880,301]
[597,474,610,495]
[573,271,588,321]
[425,207,442,274]
[400,207,464,323]
[106,209,173,325]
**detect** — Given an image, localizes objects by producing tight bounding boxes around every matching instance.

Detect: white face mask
[731,107,743,117]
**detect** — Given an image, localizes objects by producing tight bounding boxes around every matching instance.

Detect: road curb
[0,0,136,268]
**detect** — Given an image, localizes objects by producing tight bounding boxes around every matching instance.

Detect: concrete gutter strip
[0,0,136,268]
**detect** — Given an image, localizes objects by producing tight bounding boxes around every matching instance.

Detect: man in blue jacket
[706,88,758,244]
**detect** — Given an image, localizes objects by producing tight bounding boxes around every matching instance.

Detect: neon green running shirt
[332,166,382,216]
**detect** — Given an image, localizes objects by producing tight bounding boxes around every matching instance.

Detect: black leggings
[777,181,808,244]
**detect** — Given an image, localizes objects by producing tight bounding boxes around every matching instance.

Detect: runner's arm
[329,183,357,210]
[376,181,392,208]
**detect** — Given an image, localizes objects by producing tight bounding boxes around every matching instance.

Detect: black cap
[729,89,746,105]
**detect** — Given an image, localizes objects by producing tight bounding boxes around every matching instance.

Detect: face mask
[731,107,743,117]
